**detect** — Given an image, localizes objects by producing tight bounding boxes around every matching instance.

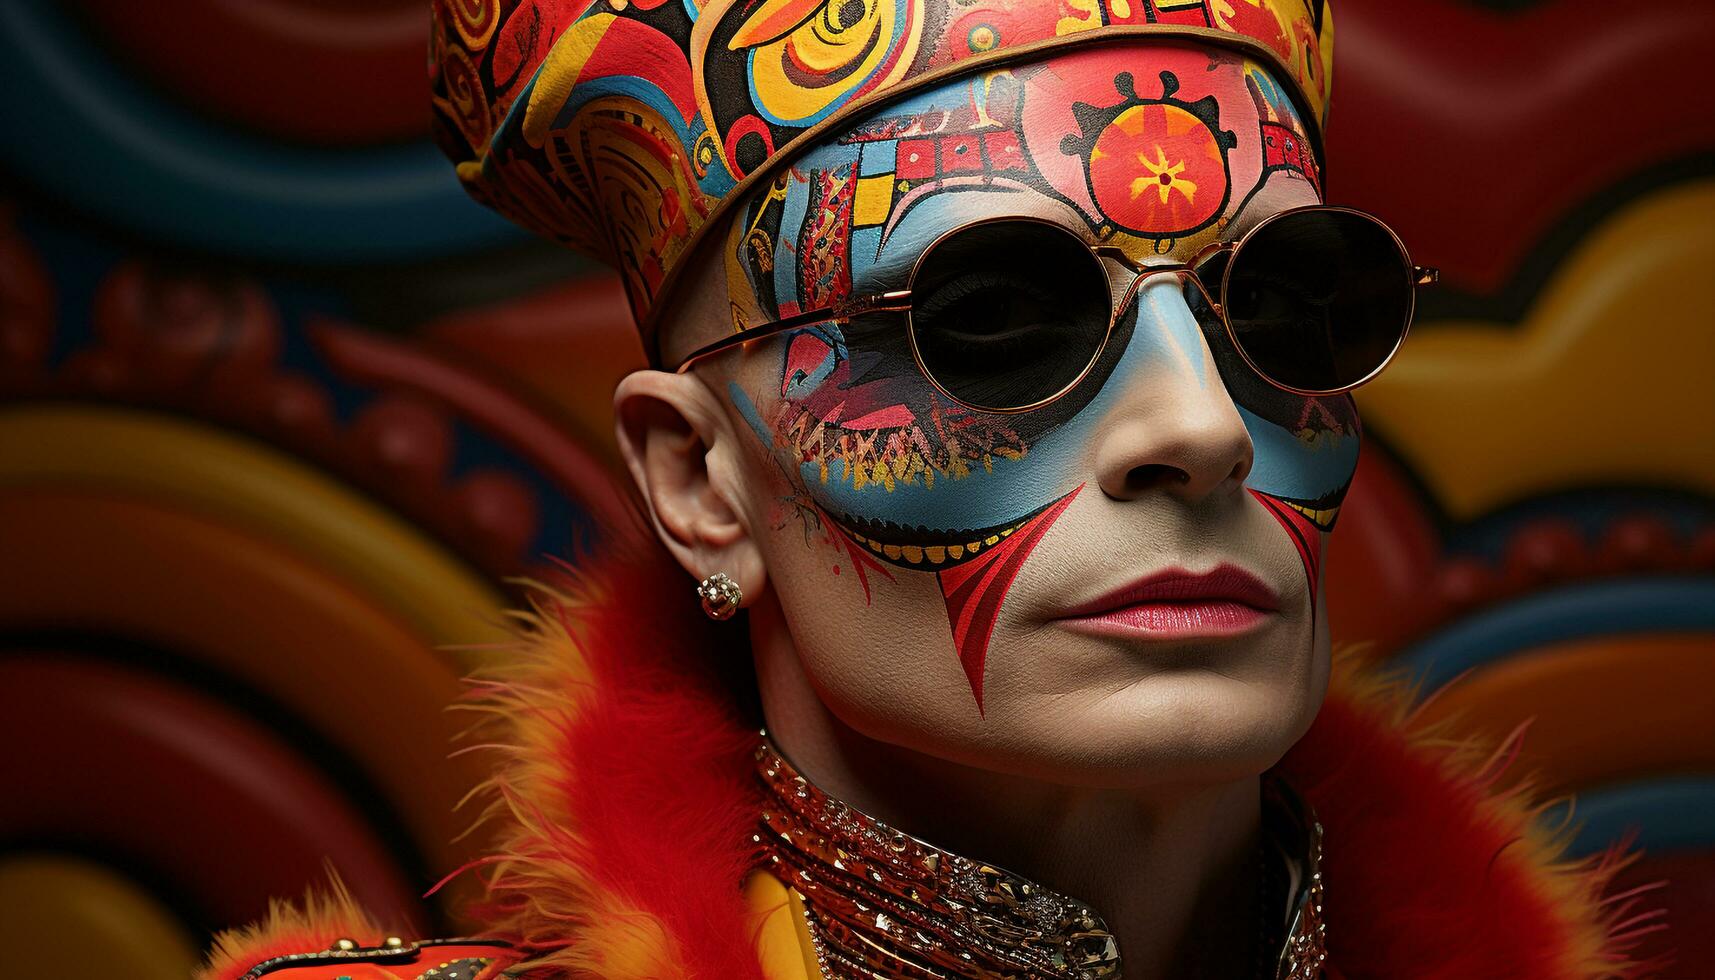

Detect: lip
[1054,564,1282,639]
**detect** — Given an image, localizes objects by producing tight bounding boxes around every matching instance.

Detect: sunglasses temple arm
[673,290,914,373]
[1414,266,1440,287]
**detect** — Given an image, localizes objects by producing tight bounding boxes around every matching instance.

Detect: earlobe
[613,369,767,607]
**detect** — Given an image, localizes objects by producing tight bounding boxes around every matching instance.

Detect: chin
[978,665,1326,789]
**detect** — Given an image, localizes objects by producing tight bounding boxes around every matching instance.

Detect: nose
[1093,278,1254,504]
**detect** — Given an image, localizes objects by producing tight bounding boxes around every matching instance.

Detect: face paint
[939,483,1084,712]
[723,43,1357,709]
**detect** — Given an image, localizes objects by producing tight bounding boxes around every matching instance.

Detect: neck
[751,596,1266,980]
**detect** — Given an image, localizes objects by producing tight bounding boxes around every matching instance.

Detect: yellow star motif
[1130,144,1196,205]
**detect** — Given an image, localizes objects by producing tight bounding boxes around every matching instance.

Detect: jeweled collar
[753,740,1327,979]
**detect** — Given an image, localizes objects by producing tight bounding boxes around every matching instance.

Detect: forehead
[716,39,1321,322]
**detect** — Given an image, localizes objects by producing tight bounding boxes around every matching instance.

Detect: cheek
[1183,234,1359,603]
[740,271,1198,545]
[732,326,1065,545]
[1197,287,1361,516]
[1241,401,1360,516]
[779,569,990,735]
[1237,397,1359,608]
[731,336,1094,714]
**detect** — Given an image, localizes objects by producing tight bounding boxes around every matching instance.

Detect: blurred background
[0,0,1711,975]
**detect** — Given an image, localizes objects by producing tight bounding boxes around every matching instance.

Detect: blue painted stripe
[1394,577,1715,690]
[1551,776,1715,858]
[0,1,523,261]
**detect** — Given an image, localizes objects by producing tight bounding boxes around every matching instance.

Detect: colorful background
[0,0,1710,975]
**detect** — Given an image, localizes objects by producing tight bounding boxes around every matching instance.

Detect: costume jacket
[198,526,1659,980]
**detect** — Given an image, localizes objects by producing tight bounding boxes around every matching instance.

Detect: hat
[430,0,1335,363]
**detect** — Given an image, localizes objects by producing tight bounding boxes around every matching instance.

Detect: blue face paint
[717,44,1352,710]
[722,46,1355,572]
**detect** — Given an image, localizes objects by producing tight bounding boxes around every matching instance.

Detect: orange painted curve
[0,490,491,917]
[1414,633,1715,797]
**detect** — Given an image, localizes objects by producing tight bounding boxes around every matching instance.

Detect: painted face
[712,41,1356,781]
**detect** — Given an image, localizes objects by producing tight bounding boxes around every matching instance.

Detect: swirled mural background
[0,0,1710,975]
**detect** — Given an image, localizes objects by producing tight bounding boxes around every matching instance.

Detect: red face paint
[938,484,1085,713]
[1250,488,1321,609]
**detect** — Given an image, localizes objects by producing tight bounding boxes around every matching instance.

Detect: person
[199,1,1657,977]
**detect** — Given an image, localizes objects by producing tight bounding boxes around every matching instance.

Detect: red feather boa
[204,513,1665,978]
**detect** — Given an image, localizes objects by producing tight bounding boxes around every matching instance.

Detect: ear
[613,368,767,608]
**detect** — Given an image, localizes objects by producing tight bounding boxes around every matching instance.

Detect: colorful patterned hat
[430,0,1335,363]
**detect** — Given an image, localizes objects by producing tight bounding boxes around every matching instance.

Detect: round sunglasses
[673,204,1438,414]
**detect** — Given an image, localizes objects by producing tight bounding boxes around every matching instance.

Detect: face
[706,41,1355,786]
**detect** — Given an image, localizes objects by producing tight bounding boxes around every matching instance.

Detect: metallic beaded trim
[756,741,1121,979]
[416,956,498,979]
[754,740,1328,979]
[1275,819,1328,980]
[237,937,513,979]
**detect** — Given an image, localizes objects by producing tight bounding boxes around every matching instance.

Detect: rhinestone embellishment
[752,740,1327,979]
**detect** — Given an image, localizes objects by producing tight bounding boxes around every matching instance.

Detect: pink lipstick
[1055,564,1281,639]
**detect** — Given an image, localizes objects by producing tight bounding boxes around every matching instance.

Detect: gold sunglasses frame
[673,204,1439,414]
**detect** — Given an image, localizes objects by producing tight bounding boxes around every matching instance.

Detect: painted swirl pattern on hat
[430,0,1334,345]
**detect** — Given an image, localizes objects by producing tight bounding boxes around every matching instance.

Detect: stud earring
[697,572,742,621]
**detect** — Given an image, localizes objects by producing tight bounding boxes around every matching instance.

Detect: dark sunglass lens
[1223,209,1412,392]
[909,221,1111,411]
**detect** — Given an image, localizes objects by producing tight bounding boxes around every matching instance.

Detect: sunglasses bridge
[1093,242,1230,323]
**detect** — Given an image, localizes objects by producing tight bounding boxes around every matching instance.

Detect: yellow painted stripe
[0,405,507,647]
[0,490,492,898]
[0,854,198,980]
[1358,181,1715,520]
[853,174,895,227]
